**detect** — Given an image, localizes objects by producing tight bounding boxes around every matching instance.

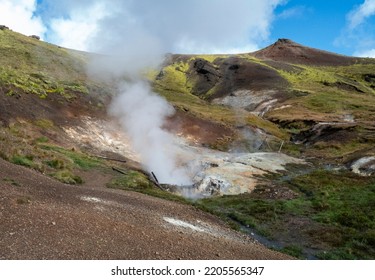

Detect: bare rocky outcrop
[189,58,221,96]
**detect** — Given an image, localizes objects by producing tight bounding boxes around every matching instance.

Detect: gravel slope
[0,159,291,260]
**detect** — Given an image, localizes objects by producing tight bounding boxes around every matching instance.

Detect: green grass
[0,29,90,99]
[0,122,101,184]
[107,170,188,203]
[34,136,49,143]
[196,169,375,259]
[11,154,38,169]
[279,245,304,259]
[34,119,54,129]
[267,62,375,122]
[51,170,83,185]
[108,170,151,189]
[40,145,102,170]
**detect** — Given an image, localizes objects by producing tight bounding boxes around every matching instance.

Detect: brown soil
[0,158,291,260]
[185,56,289,101]
[166,110,235,145]
[0,86,107,127]
[252,39,358,66]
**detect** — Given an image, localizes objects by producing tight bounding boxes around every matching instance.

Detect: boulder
[29,35,40,40]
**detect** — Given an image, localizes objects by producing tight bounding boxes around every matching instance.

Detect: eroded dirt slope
[0,158,290,260]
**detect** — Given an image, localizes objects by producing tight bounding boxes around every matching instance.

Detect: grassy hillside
[0,28,91,99]
[154,49,375,161]
[1,29,374,260]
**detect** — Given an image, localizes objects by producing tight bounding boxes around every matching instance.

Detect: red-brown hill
[252,38,358,66]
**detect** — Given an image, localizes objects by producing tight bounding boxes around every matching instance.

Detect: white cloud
[0,0,46,37]
[0,0,286,55]
[277,6,309,19]
[347,0,375,29]
[40,0,285,54]
[354,48,375,57]
[339,0,375,56]
[47,2,109,51]
[175,39,259,55]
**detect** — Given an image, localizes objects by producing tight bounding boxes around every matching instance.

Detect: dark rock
[364,74,375,82]
[228,64,240,71]
[193,59,218,75]
[189,58,221,96]
[333,82,364,93]
[0,25,9,30]
[29,35,40,40]
[156,70,165,80]
[276,38,294,44]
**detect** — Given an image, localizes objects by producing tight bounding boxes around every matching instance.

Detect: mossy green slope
[0,28,90,98]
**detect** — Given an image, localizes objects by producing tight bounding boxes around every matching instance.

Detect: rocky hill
[1,27,374,260]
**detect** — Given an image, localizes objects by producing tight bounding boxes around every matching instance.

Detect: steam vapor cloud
[0,0,287,185]
[50,0,283,185]
[84,1,285,185]
[110,82,192,185]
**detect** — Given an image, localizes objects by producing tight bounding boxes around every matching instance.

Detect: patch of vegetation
[196,170,375,259]
[51,170,83,185]
[194,54,226,63]
[157,60,192,94]
[0,29,90,99]
[44,158,66,169]
[34,136,49,143]
[0,121,102,185]
[309,140,370,159]
[267,62,375,122]
[34,119,54,129]
[11,154,37,169]
[277,65,338,90]
[107,170,188,203]
[16,196,31,205]
[279,245,304,259]
[109,170,151,189]
[2,178,20,187]
[40,145,101,170]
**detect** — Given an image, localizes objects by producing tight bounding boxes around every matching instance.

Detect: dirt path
[0,159,291,260]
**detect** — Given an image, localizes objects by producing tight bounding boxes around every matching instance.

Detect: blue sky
[1,0,375,57]
[271,0,375,56]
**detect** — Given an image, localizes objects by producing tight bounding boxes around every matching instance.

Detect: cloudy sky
[1,0,375,57]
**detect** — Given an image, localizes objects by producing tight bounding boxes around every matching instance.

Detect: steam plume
[82,0,285,185]
[110,81,192,185]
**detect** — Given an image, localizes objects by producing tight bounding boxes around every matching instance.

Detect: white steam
[110,81,192,185]
[76,0,284,186]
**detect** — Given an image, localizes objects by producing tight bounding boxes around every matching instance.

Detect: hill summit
[252,38,356,66]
